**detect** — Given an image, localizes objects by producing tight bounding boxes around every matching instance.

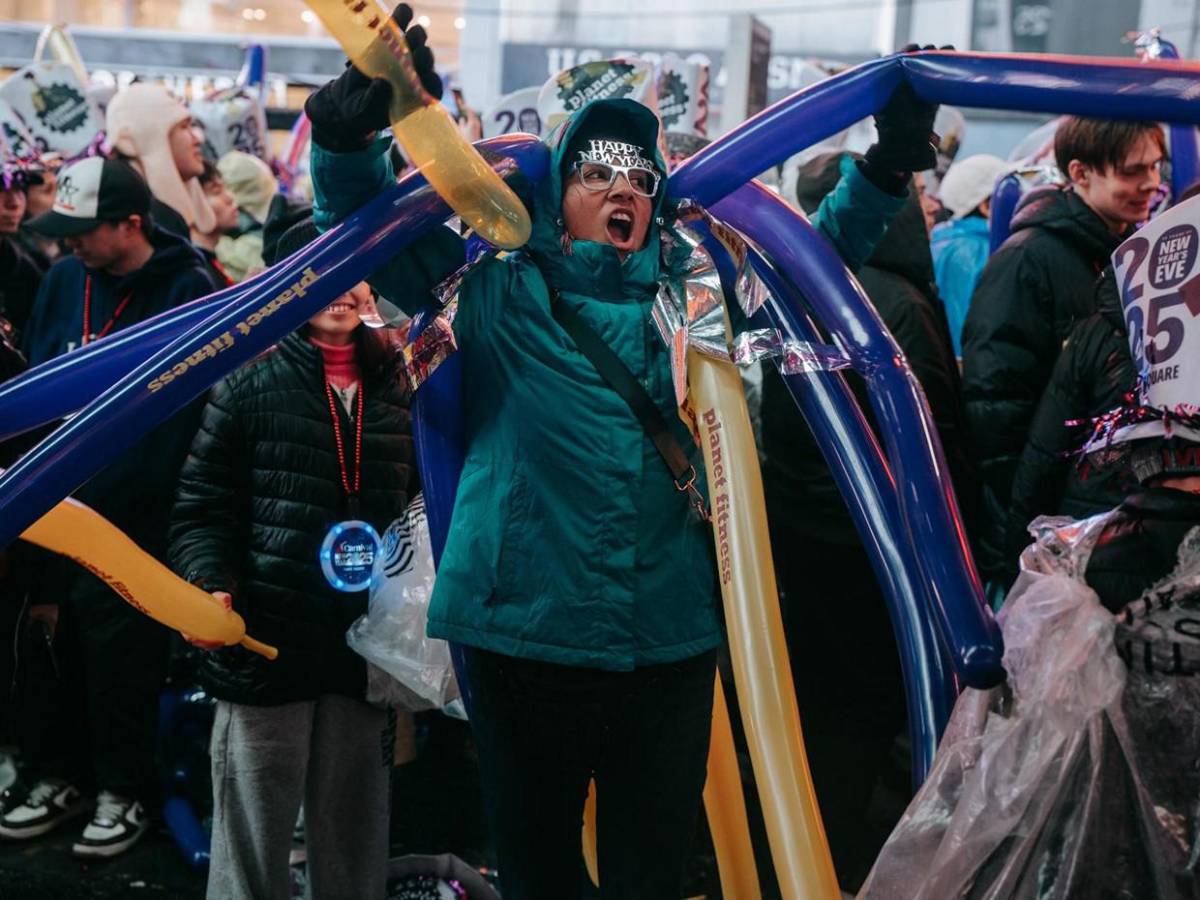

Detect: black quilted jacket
[1005,267,1139,575]
[961,186,1123,581]
[169,329,417,705]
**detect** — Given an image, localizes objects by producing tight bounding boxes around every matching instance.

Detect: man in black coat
[762,150,973,888]
[962,117,1165,591]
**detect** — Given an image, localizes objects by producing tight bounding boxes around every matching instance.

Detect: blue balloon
[0,135,548,549]
[408,307,472,712]
[163,795,210,869]
[712,182,1004,689]
[673,51,1200,208]
[988,172,1025,256]
[409,311,466,565]
[0,279,257,442]
[745,241,956,783]
[239,43,267,92]
[1150,39,1200,197]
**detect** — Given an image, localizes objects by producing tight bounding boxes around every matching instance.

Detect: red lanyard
[81,275,132,346]
[324,381,364,500]
[210,256,235,287]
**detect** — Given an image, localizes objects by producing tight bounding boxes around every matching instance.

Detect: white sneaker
[71,791,148,858]
[0,778,87,839]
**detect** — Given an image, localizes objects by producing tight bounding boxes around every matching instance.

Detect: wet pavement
[0,826,204,900]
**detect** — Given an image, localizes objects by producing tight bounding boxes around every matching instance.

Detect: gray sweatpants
[206,695,391,900]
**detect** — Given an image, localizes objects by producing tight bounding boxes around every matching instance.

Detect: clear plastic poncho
[860,511,1200,899]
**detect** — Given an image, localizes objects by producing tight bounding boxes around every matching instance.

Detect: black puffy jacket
[763,152,974,542]
[169,330,417,706]
[1085,487,1200,613]
[1005,267,1138,574]
[962,186,1123,581]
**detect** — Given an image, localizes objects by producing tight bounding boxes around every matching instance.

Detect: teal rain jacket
[312,99,905,670]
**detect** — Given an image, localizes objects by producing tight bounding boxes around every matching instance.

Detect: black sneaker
[0,778,87,839]
[71,791,148,858]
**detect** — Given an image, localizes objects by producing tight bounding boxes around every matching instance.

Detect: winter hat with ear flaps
[104,83,216,234]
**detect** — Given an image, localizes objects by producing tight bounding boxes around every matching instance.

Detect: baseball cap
[28,156,151,237]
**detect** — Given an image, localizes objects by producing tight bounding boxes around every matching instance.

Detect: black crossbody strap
[551,293,710,521]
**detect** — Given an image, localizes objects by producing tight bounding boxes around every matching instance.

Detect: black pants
[769,516,909,890]
[461,646,716,900]
[15,579,169,800]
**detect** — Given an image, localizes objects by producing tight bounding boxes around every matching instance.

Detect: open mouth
[606,211,633,244]
[325,301,355,314]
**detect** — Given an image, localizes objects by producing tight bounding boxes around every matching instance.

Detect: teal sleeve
[311,136,466,318]
[809,155,908,274]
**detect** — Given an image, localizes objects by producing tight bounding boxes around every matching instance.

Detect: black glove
[861,44,948,188]
[305,3,443,153]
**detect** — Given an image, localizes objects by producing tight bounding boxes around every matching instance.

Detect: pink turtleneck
[309,336,360,392]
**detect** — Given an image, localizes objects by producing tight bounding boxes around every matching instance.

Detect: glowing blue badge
[319,520,381,593]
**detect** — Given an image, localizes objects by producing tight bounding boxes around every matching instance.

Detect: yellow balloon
[582,778,599,887]
[305,0,531,250]
[20,497,276,659]
[579,674,759,895]
[690,345,839,899]
[705,675,762,899]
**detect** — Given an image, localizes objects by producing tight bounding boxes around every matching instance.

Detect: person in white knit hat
[930,153,1012,355]
[104,83,216,241]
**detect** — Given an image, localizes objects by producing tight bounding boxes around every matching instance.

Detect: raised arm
[810,77,943,272]
[305,9,465,321]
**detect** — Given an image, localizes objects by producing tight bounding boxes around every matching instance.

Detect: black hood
[110,225,210,297]
[794,151,934,290]
[1010,185,1122,264]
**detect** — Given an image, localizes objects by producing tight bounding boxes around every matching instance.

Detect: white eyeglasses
[571,160,661,198]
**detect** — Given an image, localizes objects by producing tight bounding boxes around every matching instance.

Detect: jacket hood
[105,84,217,234]
[109,225,210,297]
[218,150,276,224]
[527,98,668,300]
[1010,184,1120,261]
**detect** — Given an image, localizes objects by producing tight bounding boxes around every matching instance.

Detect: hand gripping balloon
[20,497,277,659]
[305,0,531,249]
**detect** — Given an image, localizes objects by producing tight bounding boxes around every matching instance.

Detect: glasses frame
[571,159,661,198]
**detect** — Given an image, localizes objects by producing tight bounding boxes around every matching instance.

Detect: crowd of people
[0,7,1198,899]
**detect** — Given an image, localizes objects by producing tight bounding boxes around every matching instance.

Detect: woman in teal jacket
[306,17,933,893]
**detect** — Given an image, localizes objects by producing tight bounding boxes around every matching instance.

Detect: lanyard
[324,380,364,516]
[81,275,132,346]
[210,256,235,287]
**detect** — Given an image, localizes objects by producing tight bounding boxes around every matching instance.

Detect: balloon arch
[1,49,1199,887]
